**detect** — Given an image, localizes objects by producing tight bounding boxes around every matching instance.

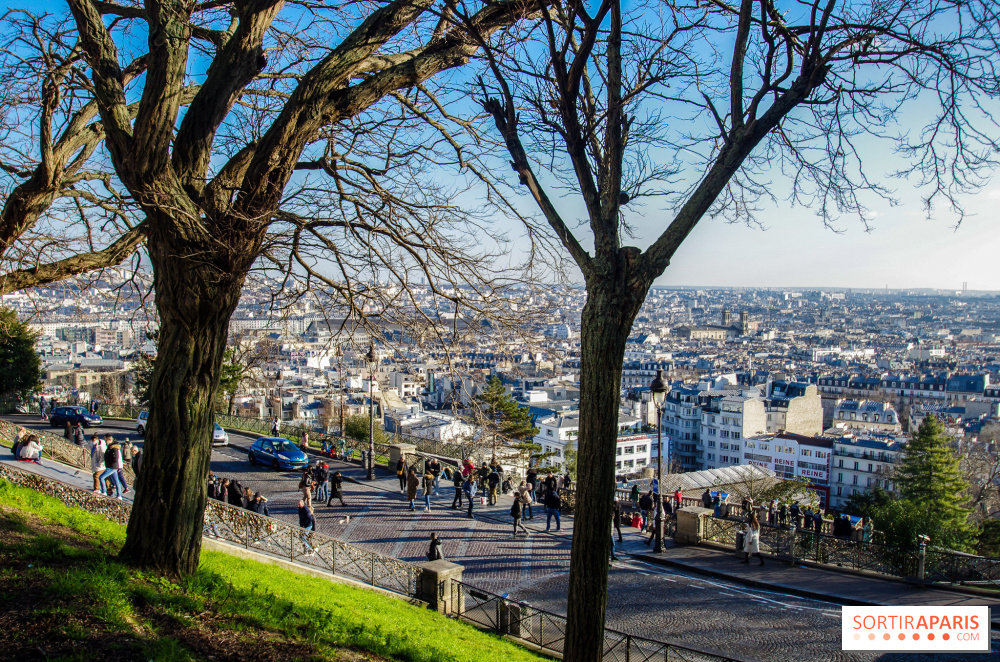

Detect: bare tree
[0,0,543,577]
[468,0,995,657]
[961,425,1000,521]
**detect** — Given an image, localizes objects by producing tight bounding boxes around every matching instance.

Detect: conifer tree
[474,376,538,457]
[895,414,974,548]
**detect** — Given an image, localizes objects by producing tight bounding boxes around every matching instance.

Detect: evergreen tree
[894,414,974,549]
[474,376,539,457]
[0,308,41,400]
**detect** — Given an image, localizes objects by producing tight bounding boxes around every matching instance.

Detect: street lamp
[649,369,667,553]
[366,341,377,480]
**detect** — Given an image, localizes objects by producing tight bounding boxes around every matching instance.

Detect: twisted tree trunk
[118,213,253,577]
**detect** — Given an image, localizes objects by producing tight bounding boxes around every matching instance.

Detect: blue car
[49,406,103,428]
[248,437,308,471]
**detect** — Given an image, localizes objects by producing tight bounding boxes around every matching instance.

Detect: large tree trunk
[564,270,647,662]
[118,218,248,577]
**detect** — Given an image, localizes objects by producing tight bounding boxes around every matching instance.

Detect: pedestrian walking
[99,438,126,498]
[406,468,419,511]
[610,512,619,562]
[778,502,787,527]
[89,435,105,492]
[463,476,476,519]
[271,416,280,437]
[38,395,45,419]
[427,532,443,561]
[118,438,134,490]
[638,490,653,528]
[544,487,562,532]
[487,466,501,505]
[451,468,464,509]
[613,501,623,543]
[298,500,315,556]
[630,483,640,507]
[395,457,406,492]
[300,432,310,450]
[422,470,435,511]
[510,496,530,537]
[250,492,270,516]
[327,471,345,507]
[428,458,442,493]
[314,463,330,502]
[526,467,538,502]
[741,512,765,566]
[298,472,314,509]
[517,480,534,519]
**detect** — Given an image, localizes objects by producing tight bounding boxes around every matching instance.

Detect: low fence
[0,462,421,597]
[447,579,752,662]
[0,419,135,483]
[701,514,1000,587]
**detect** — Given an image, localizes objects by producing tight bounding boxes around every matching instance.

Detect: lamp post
[649,369,667,553]
[366,342,377,480]
[336,346,345,436]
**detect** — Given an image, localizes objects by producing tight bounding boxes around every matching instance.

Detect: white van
[136,410,149,435]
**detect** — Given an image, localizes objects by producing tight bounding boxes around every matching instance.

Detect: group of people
[11,430,44,464]
[295,461,346,509]
[88,433,137,498]
[208,473,270,515]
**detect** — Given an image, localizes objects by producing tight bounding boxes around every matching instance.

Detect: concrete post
[675,506,712,545]
[917,540,927,582]
[418,560,464,614]
[389,443,417,469]
[788,525,798,564]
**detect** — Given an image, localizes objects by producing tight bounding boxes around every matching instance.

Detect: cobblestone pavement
[6,415,999,661]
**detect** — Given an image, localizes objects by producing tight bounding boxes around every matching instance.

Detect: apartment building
[829,434,906,510]
[829,400,901,432]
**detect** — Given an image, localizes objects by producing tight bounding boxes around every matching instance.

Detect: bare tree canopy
[0,0,545,576]
[466,0,999,658]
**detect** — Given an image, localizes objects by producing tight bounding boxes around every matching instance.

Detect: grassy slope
[0,479,545,662]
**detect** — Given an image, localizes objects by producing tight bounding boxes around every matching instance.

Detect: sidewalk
[628,540,1000,627]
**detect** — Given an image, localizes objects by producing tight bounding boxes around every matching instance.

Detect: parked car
[49,406,102,428]
[136,410,149,435]
[247,437,308,471]
[137,411,229,447]
[212,422,229,446]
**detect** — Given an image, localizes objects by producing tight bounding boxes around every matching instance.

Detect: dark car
[49,406,103,428]
[247,437,308,471]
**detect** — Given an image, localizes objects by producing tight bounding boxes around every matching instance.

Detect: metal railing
[447,579,753,662]
[0,418,135,483]
[0,463,421,597]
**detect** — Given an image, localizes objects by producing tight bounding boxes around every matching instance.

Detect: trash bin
[735,531,745,558]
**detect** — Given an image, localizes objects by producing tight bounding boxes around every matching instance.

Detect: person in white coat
[18,435,43,464]
[741,512,765,566]
[90,434,106,492]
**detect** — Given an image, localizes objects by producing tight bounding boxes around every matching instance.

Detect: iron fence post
[918,540,927,582]
[789,526,797,564]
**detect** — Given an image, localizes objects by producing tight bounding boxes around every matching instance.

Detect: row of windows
[615,445,648,456]
[615,458,648,469]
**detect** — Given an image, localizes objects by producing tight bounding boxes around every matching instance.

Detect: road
[7,414,999,662]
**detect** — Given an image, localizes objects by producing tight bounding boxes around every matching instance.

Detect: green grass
[0,479,546,662]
